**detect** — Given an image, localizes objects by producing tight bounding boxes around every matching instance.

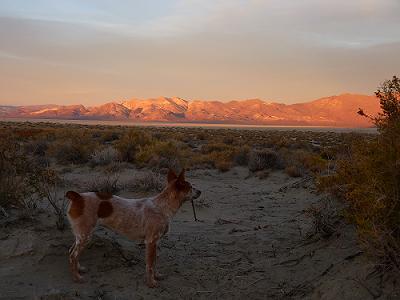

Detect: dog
[66,169,201,288]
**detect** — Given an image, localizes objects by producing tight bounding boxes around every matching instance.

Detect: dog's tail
[66,191,85,219]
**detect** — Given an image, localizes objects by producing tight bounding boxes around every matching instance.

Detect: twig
[344,251,363,261]
[0,205,8,217]
[191,199,199,221]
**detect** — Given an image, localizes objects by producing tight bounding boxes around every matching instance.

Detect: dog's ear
[177,169,185,182]
[168,169,177,183]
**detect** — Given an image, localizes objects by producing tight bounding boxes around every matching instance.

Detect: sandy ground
[0,167,398,299]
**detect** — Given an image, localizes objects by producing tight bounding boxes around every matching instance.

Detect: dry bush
[128,171,164,192]
[305,198,341,239]
[285,165,303,178]
[85,170,121,194]
[115,129,153,162]
[0,137,39,209]
[196,144,237,172]
[30,167,68,230]
[135,140,185,171]
[281,148,327,177]
[248,149,282,172]
[47,130,97,165]
[320,76,400,270]
[90,146,120,167]
[233,145,250,166]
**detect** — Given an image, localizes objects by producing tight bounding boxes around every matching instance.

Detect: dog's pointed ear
[177,169,185,182]
[167,169,177,183]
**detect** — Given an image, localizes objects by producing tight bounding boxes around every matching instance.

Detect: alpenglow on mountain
[0,94,380,127]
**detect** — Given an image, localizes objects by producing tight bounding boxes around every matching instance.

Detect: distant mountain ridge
[0,94,381,127]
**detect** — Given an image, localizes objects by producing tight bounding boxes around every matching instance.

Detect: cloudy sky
[0,0,399,105]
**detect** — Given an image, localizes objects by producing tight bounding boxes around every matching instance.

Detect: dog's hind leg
[69,234,91,282]
[145,240,158,288]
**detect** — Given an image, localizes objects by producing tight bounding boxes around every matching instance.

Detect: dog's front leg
[145,241,157,288]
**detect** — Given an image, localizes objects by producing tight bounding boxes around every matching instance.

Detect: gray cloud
[0,0,399,105]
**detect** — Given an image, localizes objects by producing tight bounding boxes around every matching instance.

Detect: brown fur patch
[95,191,113,200]
[66,191,85,219]
[97,201,113,218]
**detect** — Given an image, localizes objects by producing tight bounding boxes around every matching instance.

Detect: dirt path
[0,168,390,299]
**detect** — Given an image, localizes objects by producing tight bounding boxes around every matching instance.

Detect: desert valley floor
[1,167,396,299]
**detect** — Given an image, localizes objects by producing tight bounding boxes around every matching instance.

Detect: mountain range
[0,94,381,127]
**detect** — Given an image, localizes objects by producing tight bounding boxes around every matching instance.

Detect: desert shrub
[200,142,231,154]
[115,129,153,162]
[320,76,400,270]
[285,165,303,178]
[0,138,37,208]
[305,198,341,239]
[248,149,281,172]
[197,144,237,171]
[25,139,48,156]
[30,167,67,230]
[128,171,164,192]
[90,146,120,167]
[46,130,97,165]
[86,170,121,194]
[101,130,120,143]
[215,160,232,172]
[48,140,92,164]
[233,145,250,166]
[135,140,184,171]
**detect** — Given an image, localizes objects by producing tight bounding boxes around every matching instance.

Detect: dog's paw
[73,274,85,283]
[146,278,158,288]
[155,272,166,281]
[78,265,88,273]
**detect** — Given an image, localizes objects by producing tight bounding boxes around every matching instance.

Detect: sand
[0,167,397,299]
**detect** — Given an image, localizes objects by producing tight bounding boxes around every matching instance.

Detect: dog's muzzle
[192,188,201,200]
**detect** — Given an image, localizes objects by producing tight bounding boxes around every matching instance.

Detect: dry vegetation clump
[30,167,67,230]
[281,149,327,178]
[127,171,164,192]
[248,149,282,172]
[85,169,121,194]
[90,146,120,167]
[319,76,400,271]
[305,198,341,239]
[233,145,251,166]
[47,130,97,165]
[115,129,153,163]
[0,137,37,208]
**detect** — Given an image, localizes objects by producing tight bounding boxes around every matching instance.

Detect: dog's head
[167,169,201,202]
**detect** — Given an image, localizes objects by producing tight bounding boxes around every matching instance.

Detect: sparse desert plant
[128,171,164,192]
[47,137,94,165]
[248,149,281,172]
[285,165,303,178]
[0,137,37,209]
[135,140,185,170]
[86,170,121,194]
[305,198,341,239]
[233,145,250,166]
[90,146,120,167]
[115,129,153,162]
[30,167,67,230]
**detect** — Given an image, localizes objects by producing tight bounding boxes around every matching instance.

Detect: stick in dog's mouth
[191,199,198,221]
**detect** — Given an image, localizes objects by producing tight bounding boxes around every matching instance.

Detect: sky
[0,0,399,106]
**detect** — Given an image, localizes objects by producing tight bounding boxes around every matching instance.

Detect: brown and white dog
[66,169,201,288]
